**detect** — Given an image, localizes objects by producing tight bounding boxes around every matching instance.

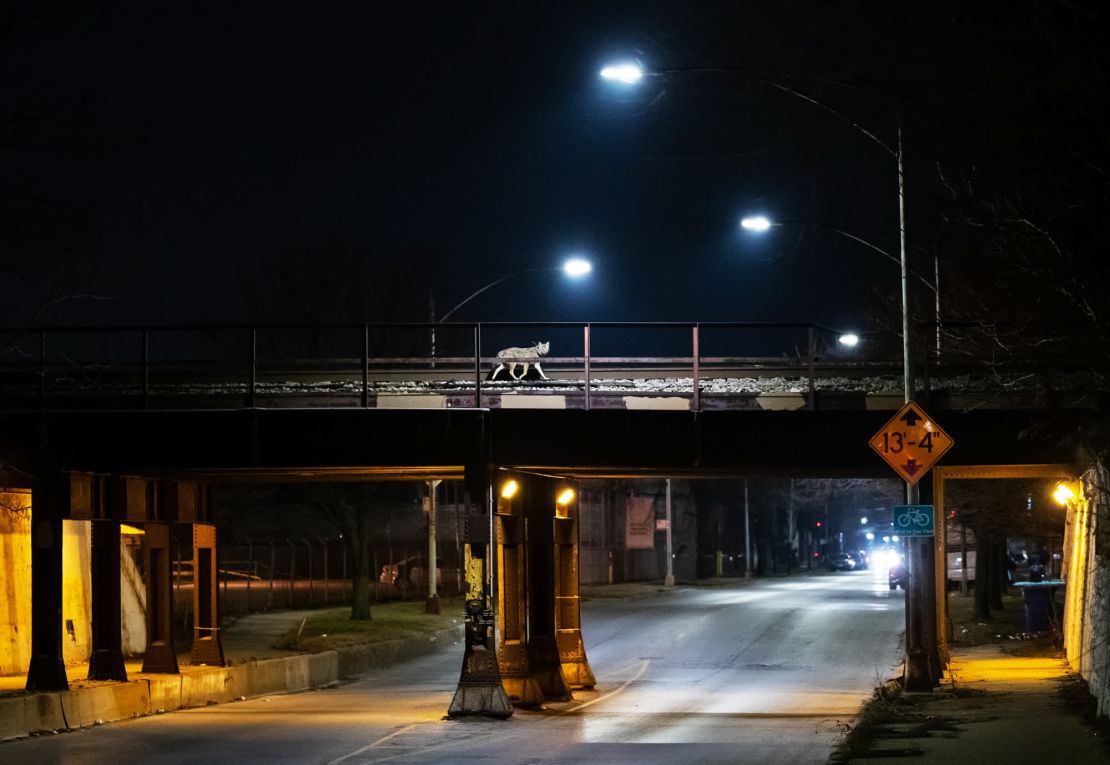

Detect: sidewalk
[841,645,1110,763]
[0,609,315,696]
[0,607,462,741]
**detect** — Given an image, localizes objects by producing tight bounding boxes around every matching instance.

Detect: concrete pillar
[141,522,178,674]
[25,478,68,691]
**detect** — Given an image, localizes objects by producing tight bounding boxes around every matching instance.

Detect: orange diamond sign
[869,401,954,485]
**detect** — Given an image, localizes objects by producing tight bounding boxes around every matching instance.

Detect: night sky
[4,2,1103,333]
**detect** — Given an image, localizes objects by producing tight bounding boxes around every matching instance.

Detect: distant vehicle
[947,551,976,583]
[379,557,457,589]
[889,562,907,590]
[824,552,857,572]
[849,551,869,570]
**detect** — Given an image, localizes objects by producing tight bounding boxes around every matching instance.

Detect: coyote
[491,341,550,380]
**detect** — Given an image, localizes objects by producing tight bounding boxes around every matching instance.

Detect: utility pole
[664,479,675,587]
[425,479,442,614]
[743,480,752,578]
[897,123,939,690]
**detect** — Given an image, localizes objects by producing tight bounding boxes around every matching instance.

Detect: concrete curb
[0,623,464,743]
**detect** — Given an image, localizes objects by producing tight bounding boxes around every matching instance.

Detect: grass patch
[830,680,962,763]
[948,590,1058,654]
[283,600,462,653]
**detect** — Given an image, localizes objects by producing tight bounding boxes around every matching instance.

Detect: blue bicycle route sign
[893,504,935,537]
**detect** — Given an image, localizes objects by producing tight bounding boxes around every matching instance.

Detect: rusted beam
[141,521,179,674]
[191,523,224,666]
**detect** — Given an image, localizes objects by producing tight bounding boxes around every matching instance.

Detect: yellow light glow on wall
[1054,482,1076,505]
[556,488,575,506]
[500,480,519,500]
[120,524,145,536]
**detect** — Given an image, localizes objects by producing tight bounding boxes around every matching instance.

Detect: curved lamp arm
[437,267,552,323]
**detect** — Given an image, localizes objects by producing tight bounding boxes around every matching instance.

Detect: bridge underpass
[1,395,1084,711]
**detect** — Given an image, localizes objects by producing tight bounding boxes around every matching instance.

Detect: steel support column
[191,523,224,666]
[141,521,179,674]
[25,478,68,691]
[523,475,571,702]
[553,482,595,689]
[494,481,543,706]
[88,518,128,681]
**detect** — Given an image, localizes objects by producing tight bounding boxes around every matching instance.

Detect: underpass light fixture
[500,479,519,500]
[838,333,860,348]
[1053,482,1076,506]
[556,488,576,505]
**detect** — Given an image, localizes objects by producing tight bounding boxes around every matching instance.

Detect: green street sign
[893,504,934,537]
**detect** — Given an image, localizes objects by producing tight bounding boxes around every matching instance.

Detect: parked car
[889,562,908,590]
[824,552,857,572]
[379,557,457,589]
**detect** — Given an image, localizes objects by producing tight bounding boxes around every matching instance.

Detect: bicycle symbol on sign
[897,507,932,528]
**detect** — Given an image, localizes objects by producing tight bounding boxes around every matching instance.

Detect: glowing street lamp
[739,215,773,232]
[839,333,860,348]
[562,257,592,277]
[599,62,644,84]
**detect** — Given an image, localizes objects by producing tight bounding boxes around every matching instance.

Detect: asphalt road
[5,571,904,765]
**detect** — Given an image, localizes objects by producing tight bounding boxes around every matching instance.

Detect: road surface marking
[559,659,650,715]
[326,724,418,765]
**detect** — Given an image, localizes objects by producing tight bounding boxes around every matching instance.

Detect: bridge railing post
[474,324,482,408]
[142,329,150,410]
[362,324,370,408]
[692,324,700,412]
[39,329,46,412]
[249,326,257,408]
[583,324,591,411]
[808,325,817,410]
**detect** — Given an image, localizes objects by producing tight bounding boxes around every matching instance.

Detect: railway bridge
[0,322,1092,712]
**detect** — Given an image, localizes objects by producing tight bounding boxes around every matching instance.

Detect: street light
[430,256,593,363]
[839,333,860,348]
[602,58,939,688]
[740,216,941,359]
[438,256,593,323]
[599,62,644,84]
[739,215,772,232]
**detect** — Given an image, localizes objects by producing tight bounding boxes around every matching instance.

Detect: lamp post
[602,60,939,687]
[739,218,942,360]
[430,257,592,362]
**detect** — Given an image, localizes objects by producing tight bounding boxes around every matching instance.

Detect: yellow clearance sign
[869,401,954,484]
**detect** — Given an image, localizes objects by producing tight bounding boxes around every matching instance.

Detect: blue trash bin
[1014,580,1064,633]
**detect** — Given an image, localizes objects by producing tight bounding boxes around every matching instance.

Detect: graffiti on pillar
[625,496,655,550]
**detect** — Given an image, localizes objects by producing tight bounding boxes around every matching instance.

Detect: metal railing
[0,321,1075,413]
